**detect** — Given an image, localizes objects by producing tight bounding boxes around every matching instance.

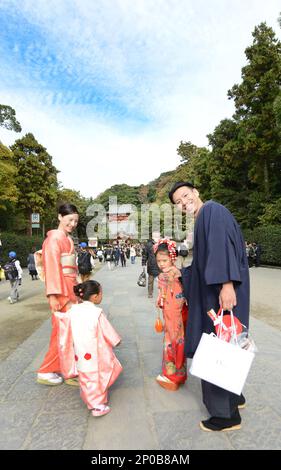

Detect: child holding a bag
[154,239,188,391]
[69,280,123,417]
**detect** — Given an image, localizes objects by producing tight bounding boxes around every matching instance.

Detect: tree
[93,184,141,210]
[10,133,58,234]
[0,105,22,133]
[228,23,281,200]
[0,143,18,210]
[258,197,281,225]
[207,119,256,226]
[177,141,212,200]
[274,92,281,130]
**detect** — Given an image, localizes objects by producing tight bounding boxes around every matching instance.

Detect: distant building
[107,204,137,239]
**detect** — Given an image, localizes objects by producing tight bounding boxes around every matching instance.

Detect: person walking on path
[105,246,113,270]
[253,243,262,268]
[4,251,22,304]
[120,247,127,267]
[130,245,136,264]
[113,246,120,267]
[167,181,249,432]
[69,280,123,417]
[27,248,39,280]
[142,232,161,298]
[125,245,130,260]
[154,239,188,391]
[77,242,95,282]
[97,248,104,263]
[37,203,80,387]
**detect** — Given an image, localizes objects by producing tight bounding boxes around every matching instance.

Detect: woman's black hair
[155,242,170,256]
[58,203,79,216]
[73,280,101,300]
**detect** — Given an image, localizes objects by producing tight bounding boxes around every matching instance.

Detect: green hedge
[243,225,281,266]
[0,232,44,267]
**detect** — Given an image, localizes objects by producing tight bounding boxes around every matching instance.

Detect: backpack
[3,259,18,281]
[77,251,92,274]
[179,244,188,257]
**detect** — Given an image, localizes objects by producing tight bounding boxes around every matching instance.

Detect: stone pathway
[0,260,281,450]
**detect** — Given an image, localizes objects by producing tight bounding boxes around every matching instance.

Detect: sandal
[91,404,111,417]
[64,377,80,387]
[156,374,179,391]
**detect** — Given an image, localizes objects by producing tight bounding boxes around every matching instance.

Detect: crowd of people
[245,241,262,268]
[94,243,142,270]
[0,236,143,302]
[0,182,255,432]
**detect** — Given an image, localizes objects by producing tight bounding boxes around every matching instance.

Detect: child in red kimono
[154,239,188,391]
[70,280,123,417]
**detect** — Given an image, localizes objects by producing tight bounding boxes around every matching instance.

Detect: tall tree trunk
[264,159,270,199]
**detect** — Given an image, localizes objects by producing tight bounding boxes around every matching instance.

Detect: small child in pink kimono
[69,280,123,417]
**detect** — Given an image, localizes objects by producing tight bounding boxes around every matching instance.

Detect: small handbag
[137,268,147,287]
[154,308,164,333]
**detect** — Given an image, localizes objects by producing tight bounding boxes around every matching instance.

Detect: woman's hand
[48,294,61,313]
[219,282,237,311]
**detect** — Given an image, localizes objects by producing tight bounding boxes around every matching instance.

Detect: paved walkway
[0,260,281,450]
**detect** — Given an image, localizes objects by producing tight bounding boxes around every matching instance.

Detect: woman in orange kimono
[69,280,123,417]
[154,239,188,391]
[37,203,79,386]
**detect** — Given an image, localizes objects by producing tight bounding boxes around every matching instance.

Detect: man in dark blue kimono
[167,181,250,432]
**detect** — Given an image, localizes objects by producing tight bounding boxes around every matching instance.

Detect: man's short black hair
[168,181,195,204]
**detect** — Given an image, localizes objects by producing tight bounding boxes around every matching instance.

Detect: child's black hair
[155,242,171,257]
[73,280,101,300]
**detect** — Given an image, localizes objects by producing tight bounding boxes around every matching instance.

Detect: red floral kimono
[157,273,188,385]
[38,229,78,377]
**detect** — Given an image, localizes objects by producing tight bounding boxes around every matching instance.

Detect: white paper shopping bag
[189,333,255,395]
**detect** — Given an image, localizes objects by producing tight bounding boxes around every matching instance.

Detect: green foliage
[227,23,281,198]
[0,143,18,210]
[243,225,281,265]
[176,141,212,199]
[0,232,43,267]
[94,184,141,210]
[205,22,281,229]
[0,104,21,132]
[258,197,281,225]
[274,92,281,130]
[10,133,58,232]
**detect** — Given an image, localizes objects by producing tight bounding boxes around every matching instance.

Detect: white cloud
[0,0,280,198]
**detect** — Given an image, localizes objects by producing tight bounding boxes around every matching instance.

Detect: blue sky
[0,0,280,198]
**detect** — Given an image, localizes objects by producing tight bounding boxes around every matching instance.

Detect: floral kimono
[69,301,123,409]
[37,229,78,377]
[157,273,188,385]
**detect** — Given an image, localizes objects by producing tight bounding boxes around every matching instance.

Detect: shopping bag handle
[217,308,238,344]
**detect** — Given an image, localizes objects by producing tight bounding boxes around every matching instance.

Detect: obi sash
[61,253,77,275]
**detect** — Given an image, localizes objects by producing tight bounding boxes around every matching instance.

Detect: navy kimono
[181,201,250,417]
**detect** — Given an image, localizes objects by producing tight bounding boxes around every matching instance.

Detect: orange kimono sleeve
[98,312,121,347]
[42,233,67,297]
